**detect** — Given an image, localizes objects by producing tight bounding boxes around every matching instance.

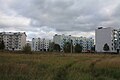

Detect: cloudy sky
[0,0,120,40]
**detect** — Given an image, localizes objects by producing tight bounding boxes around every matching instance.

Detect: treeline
[0,40,95,53]
[49,42,95,53]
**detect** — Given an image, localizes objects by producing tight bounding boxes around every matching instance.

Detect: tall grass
[0,52,120,80]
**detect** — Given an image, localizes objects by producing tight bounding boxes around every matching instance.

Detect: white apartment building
[95,27,120,52]
[32,38,51,51]
[53,34,94,52]
[0,32,26,51]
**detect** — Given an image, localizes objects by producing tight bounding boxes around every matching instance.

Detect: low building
[0,32,26,51]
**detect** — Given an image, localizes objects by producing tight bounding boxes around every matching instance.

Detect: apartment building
[53,34,94,52]
[32,38,51,51]
[0,32,26,51]
[95,27,120,52]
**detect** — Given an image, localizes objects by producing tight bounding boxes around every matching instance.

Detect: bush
[103,43,110,52]
[54,44,61,52]
[75,44,82,53]
[63,42,72,53]
[22,44,32,54]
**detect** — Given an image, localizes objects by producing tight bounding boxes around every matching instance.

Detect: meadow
[0,52,120,80]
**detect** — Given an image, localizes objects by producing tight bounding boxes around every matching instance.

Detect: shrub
[22,44,32,54]
[75,44,82,53]
[103,43,110,52]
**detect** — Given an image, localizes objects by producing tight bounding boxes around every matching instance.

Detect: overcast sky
[0,0,120,40]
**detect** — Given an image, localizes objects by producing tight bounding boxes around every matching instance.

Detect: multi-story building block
[0,32,26,51]
[32,38,51,51]
[53,34,94,52]
[95,27,120,52]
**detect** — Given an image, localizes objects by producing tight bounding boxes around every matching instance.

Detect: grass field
[0,52,120,80]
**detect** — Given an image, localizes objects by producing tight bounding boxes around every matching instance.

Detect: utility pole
[71,39,73,53]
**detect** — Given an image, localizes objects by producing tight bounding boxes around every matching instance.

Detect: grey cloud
[11,0,118,31]
[1,0,120,39]
[113,3,120,18]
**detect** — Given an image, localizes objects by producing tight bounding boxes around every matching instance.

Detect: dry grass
[0,52,120,80]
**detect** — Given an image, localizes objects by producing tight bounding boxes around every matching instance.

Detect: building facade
[53,34,94,52]
[95,27,120,52]
[0,32,26,51]
[32,38,51,51]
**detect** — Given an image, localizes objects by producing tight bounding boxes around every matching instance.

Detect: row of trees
[49,42,110,53]
[63,42,83,53]
[49,42,84,53]
[0,40,93,53]
[0,40,109,53]
[22,42,83,53]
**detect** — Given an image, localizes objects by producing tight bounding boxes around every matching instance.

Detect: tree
[91,45,95,51]
[54,44,61,52]
[22,44,32,54]
[0,40,5,50]
[49,42,55,52]
[75,44,82,53]
[49,42,61,52]
[63,42,72,53]
[103,43,110,52]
